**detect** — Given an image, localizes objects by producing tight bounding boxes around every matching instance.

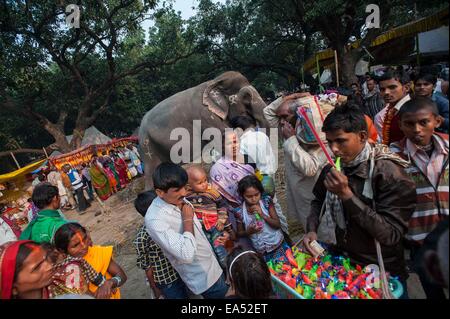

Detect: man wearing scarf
[374,71,411,145]
[304,103,416,298]
[263,92,340,240]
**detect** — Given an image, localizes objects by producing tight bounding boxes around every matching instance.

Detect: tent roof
[66,126,111,146]
[303,7,449,71]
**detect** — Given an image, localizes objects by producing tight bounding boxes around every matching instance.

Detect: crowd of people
[30,144,143,215]
[0,144,142,244]
[0,67,448,300]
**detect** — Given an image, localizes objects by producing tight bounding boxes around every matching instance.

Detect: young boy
[185,165,232,268]
[133,190,187,299]
[303,103,416,298]
[374,71,412,145]
[390,97,449,299]
[414,73,449,133]
[145,163,228,299]
[20,182,67,243]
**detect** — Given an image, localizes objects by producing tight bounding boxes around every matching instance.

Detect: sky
[142,0,226,40]
[173,0,198,20]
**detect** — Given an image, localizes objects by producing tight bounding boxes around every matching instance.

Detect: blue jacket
[433,93,449,133]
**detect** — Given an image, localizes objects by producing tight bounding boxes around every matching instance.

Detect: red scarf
[0,241,32,299]
[382,104,404,145]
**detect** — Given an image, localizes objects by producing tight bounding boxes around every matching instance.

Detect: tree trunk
[42,122,72,154]
[337,47,360,87]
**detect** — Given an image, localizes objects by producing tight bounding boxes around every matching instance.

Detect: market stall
[303,7,449,73]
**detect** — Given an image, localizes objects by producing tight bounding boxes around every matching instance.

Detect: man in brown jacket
[303,103,416,298]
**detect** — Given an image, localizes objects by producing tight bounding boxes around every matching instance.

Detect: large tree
[260,0,446,86]
[0,0,194,154]
[193,0,446,87]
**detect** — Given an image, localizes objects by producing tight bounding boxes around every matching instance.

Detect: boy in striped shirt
[390,97,449,299]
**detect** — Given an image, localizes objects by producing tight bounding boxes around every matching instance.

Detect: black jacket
[307,159,416,280]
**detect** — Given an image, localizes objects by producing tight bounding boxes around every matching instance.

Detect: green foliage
[0,0,447,155]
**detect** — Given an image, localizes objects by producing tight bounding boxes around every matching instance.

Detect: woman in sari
[210,131,256,251]
[210,130,255,208]
[54,222,126,299]
[103,162,118,193]
[0,241,55,299]
[88,158,112,201]
[105,153,121,190]
[112,154,130,187]
[51,224,107,299]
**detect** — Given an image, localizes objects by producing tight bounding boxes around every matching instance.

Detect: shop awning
[0,159,47,184]
[303,7,449,72]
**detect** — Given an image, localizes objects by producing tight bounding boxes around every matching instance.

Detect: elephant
[138,71,270,189]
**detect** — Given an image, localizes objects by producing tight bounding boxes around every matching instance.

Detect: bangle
[112,276,122,287]
[183,218,193,223]
[97,276,106,287]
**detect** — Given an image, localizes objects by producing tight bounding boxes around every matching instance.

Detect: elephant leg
[143,154,162,190]
[140,134,163,190]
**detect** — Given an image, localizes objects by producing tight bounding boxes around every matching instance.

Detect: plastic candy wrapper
[267,246,398,299]
[252,212,264,229]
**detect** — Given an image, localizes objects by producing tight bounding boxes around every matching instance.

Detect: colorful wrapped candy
[268,247,397,299]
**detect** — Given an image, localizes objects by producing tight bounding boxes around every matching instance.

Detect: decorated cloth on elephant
[89,164,112,201]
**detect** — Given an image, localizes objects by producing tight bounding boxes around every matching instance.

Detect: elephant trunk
[239,86,271,129]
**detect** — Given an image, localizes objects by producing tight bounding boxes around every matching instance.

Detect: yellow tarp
[0,159,46,184]
[303,7,449,71]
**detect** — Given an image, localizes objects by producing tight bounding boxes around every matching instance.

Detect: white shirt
[374,94,411,141]
[145,197,223,295]
[241,201,283,254]
[0,218,18,245]
[240,129,277,175]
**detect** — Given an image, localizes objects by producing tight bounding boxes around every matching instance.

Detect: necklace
[417,143,433,152]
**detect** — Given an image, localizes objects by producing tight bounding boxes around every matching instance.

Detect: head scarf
[0,240,33,299]
[210,157,255,205]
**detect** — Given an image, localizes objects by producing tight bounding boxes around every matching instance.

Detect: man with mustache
[374,71,412,145]
[145,163,228,299]
[263,93,331,237]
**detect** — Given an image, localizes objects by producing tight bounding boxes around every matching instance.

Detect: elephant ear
[203,80,229,120]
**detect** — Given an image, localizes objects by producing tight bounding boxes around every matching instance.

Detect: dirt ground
[64,150,426,299]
